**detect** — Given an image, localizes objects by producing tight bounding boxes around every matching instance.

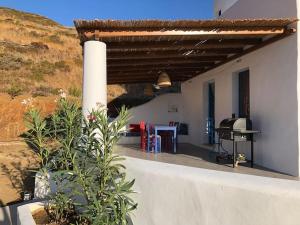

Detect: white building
[75,0,300,177]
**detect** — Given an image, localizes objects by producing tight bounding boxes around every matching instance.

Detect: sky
[0,0,213,26]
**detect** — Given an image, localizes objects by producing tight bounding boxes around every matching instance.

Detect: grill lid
[219,118,252,130]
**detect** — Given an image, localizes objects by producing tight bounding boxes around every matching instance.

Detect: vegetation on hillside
[0,7,126,100]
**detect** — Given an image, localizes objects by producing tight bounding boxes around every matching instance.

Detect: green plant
[7,85,23,98]
[30,60,71,81]
[24,100,137,224]
[68,86,81,97]
[71,107,137,225]
[48,34,63,44]
[0,53,25,70]
[50,98,82,170]
[24,108,51,167]
[54,61,70,72]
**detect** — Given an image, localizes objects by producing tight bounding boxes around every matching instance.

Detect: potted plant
[22,97,137,224]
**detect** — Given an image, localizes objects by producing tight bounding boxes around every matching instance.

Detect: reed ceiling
[74,19,297,84]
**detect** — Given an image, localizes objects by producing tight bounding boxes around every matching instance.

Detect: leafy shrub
[24,99,137,224]
[0,53,25,70]
[30,60,70,81]
[7,84,23,98]
[30,60,55,81]
[29,30,41,38]
[24,109,51,167]
[68,86,81,97]
[48,34,63,44]
[32,86,60,97]
[54,61,70,72]
[73,56,83,66]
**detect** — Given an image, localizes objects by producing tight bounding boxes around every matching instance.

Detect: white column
[82,40,107,118]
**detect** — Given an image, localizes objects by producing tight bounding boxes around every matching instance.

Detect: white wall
[119,93,189,144]
[219,0,298,19]
[127,93,184,125]
[181,0,299,176]
[214,0,239,17]
[125,157,300,225]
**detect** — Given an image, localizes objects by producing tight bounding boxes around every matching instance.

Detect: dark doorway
[238,70,250,118]
[208,82,215,144]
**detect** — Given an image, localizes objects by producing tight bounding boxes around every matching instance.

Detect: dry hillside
[0,7,126,100]
[0,7,127,140]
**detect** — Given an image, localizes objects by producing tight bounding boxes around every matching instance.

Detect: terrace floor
[115,143,299,180]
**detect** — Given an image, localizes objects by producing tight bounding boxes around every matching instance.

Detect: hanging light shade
[144,83,154,96]
[157,72,171,87]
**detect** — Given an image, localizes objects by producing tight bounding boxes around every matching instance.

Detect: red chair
[140,121,146,151]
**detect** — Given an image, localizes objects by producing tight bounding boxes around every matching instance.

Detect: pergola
[74,19,296,116]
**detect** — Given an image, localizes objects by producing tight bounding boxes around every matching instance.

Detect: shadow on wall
[108,93,153,118]
[108,82,181,118]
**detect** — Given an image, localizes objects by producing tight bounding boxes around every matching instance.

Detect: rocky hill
[0,7,129,140]
[0,7,128,99]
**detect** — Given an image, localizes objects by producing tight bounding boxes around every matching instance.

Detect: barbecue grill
[217,118,252,141]
[215,117,260,168]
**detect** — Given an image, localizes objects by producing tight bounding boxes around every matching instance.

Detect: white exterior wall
[125,157,300,225]
[214,0,238,17]
[218,0,298,19]
[182,37,298,176]
[127,93,184,125]
[181,0,299,176]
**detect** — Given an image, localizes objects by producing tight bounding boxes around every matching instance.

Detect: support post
[82,40,107,118]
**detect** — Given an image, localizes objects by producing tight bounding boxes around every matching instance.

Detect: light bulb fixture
[157,72,171,87]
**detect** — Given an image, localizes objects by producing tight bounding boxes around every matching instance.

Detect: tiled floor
[115,143,299,180]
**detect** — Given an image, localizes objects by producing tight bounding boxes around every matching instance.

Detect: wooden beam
[197,29,296,77]
[109,71,198,77]
[107,38,262,48]
[85,28,285,39]
[108,60,216,67]
[107,48,243,56]
[107,66,206,74]
[108,65,212,72]
[108,55,227,61]
[108,47,244,54]
[109,75,194,80]
[108,76,190,84]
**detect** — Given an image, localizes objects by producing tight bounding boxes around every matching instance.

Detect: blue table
[154,125,177,153]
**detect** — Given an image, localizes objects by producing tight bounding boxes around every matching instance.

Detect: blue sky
[0,0,213,26]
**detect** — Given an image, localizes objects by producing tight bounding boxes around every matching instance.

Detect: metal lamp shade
[144,83,154,96]
[157,72,171,87]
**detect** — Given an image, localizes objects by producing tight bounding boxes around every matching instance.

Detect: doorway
[207,82,215,144]
[233,69,250,118]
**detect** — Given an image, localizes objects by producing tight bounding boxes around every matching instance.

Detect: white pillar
[82,41,107,118]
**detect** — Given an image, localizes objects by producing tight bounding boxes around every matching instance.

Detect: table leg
[218,135,220,154]
[233,134,236,168]
[154,128,158,153]
[251,134,254,168]
[174,130,177,154]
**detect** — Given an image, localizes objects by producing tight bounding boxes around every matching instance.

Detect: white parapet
[124,156,300,225]
[214,0,239,17]
[82,40,107,117]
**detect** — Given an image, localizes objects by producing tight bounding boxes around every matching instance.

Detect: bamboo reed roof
[74,19,297,84]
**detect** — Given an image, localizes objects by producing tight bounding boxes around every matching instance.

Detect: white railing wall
[124,157,300,225]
